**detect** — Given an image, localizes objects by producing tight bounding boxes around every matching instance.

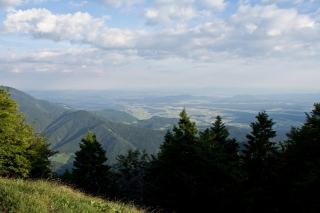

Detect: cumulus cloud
[87,0,145,8]
[198,0,227,11]
[1,3,319,62]
[81,28,142,48]
[0,47,141,75]
[1,8,105,41]
[0,0,22,8]
[144,5,198,26]
[143,0,226,27]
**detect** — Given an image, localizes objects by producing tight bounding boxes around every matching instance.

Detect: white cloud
[68,1,88,8]
[198,0,227,11]
[87,0,145,8]
[2,8,105,41]
[143,0,226,27]
[0,47,141,76]
[144,5,198,26]
[153,0,194,5]
[1,4,319,62]
[0,0,22,8]
[261,0,304,3]
[81,27,141,48]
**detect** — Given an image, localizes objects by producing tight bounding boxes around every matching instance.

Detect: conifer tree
[28,132,58,178]
[150,108,199,211]
[241,111,279,212]
[72,131,111,195]
[115,149,152,205]
[0,87,55,178]
[200,115,239,157]
[197,116,242,212]
[279,103,320,211]
[242,111,278,180]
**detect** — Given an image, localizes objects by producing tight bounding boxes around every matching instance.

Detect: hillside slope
[89,109,139,123]
[2,86,74,131]
[3,87,166,173]
[45,110,166,165]
[0,177,146,213]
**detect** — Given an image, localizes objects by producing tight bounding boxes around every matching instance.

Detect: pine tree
[72,131,111,195]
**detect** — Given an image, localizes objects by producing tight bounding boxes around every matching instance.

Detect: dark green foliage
[150,110,241,212]
[114,149,152,205]
[0,87,56,178]
[278,103,320,211]
[150,108,199,211]
[242,111,279,212]
[45,110,165,165]
[72,131,111,195]
[242,111,278,180]
[28,132,58,179]
[59,169,74,184]
[0,88,32,177]
[196,116,242,212]
[200,115,239,156]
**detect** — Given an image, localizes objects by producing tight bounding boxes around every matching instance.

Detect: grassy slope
[0,177,146,213]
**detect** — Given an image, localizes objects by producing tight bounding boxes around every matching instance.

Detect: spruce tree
[115,149,152,205]
[28,132,58,178]
[197,116,242,212]
[242,111,279,212]
[150,108,199,211]
[242,111,278,179]
[279,103,320,211]
[72,131,111,195]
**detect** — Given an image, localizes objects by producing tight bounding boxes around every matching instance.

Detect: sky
[0,0,320,90]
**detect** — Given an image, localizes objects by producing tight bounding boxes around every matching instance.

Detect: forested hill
[3,86,167,171]
[45,110,166,163]
[1,86,74,132]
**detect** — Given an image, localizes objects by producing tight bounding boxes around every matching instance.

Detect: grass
[0,177,147,213]
[51,153,74,164]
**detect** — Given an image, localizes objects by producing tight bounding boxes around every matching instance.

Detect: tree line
[61,106,320,212]
[1,86,320,212]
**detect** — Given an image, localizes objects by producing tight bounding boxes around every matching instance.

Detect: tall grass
[0,177,147,213]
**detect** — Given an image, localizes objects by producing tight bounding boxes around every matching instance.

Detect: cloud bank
[1,0,320,89]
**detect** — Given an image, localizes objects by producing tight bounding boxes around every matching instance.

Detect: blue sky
[0,0,320,90]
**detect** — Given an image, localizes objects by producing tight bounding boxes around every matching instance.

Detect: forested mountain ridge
[1,86,74,132]
[3,86,167,171]
[89,109,139,123]
[45,110,166,163]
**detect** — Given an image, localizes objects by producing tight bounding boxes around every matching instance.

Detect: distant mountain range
[3,87,169,173]
[3,86,248,174]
